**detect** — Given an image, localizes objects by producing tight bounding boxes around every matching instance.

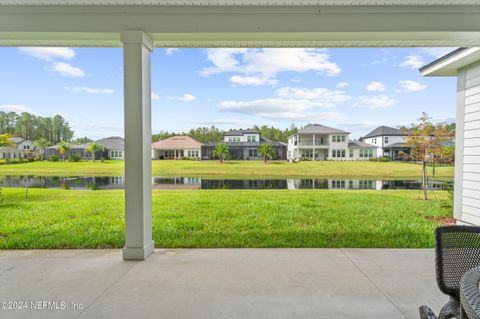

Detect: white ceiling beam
[1,5,480,47]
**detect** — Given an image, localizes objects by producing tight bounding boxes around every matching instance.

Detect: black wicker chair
[460,267,480,319]
[419,226,480,319]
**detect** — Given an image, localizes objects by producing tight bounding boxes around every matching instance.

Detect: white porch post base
[121,30,154,261]
[123,241,155,260]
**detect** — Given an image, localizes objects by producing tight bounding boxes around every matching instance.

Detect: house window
[332,180,346,189]
[302,149,313,158]
[385,137,389,144]
[349,149,353,158]
[332,135,337,143]
[341,135,345,142]
[360,149,374,158]
[249,149,257,157]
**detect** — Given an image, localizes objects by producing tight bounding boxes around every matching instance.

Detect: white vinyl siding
[457,63,480,225]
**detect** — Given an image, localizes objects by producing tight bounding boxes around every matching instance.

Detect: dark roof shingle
[363,126,408,138]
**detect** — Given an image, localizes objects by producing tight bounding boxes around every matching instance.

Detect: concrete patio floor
[0,249,446,319]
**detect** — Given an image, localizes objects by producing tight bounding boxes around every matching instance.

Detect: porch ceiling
[1,2,480,47]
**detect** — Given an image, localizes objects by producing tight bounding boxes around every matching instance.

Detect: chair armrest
[438,298,460,319]
[419,305,439,319]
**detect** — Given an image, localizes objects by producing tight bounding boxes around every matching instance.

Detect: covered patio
[0,249,446,319]
[1,2,480,318]
[1,1,479,260]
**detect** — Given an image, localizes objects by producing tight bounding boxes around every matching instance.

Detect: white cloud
[151,92,160,100]
[52,62,85,77]
[0,104,33,113]
[189,119,256,126]
[365,81,385,92]
[200,48,341,85]
[230,75,278,86]
[220,98,341,121]
[275,87,351,105]
[219,98,341,121]
[290,77,301,83]
[397,80,427,92]
[218,85,350,121]
[400,55,424,69]
[165,48,179,55]
[169,93,196,102]
[355,95,396,109]
[19,47,75,61]
[336,82,349,89]
[64,86,114,94]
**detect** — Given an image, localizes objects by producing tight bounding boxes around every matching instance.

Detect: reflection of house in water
[0,175,450,191]
[153,177,202,190]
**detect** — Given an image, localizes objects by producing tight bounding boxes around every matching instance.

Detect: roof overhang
[420,47,480,76]
[1,2,480,47]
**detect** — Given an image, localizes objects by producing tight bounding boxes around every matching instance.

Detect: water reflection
[0,175,451,191]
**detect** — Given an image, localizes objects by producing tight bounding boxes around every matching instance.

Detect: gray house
[202,130,287,160]
[45,137,125,160]
[97,136,125,160]
[361,126,411,160]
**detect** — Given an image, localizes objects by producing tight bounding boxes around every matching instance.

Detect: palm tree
[212,143,229,164]
[258,143,276,163]
[85,142,104,162]
[34,138,51,161]
[57,142,70,161]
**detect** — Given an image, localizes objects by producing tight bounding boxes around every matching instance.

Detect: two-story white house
[361,126,411,160]
[0,137,35,159]
[11,137,35,152]
[202,130,287,160]
[287,124,377,161]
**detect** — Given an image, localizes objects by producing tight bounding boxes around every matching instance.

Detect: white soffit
[421,48,480,76]
[0,1,479,5]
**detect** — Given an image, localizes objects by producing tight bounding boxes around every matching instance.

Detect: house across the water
[361,126,412,160]
[0,137,35,159]
[151,136,202,160]
[202,130,287,160]
[45,136,125,160]
[287,124,376,161]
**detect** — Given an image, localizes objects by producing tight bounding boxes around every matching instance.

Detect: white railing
[299,140,329,146]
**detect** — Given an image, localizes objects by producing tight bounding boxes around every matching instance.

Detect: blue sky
[0,47,456,140]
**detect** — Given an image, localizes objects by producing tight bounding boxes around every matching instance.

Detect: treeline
[152,124,299,143]
[0,111,74,144]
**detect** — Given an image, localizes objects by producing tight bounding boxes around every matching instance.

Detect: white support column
[312,134,316,161]
[121,30,154,260]
[454,68,466,222]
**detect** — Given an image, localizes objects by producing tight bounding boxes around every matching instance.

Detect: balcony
[298,140,329,147]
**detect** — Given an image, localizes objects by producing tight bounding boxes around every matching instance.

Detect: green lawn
[0,160,454,179]
[0,188,451,249]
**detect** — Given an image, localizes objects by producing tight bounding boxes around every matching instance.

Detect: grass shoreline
[0,160,454,179]
[0,188,452,249]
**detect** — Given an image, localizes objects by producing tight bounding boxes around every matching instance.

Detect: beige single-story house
[151,136,202,160]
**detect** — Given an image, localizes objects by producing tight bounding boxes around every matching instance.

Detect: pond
[0,175,452,191]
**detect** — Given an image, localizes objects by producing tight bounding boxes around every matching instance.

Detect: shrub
[68,153,81,162]
[28,157,35,162]
[369,157,378,162]
[379,156,390,162]
[49,155,59,162]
